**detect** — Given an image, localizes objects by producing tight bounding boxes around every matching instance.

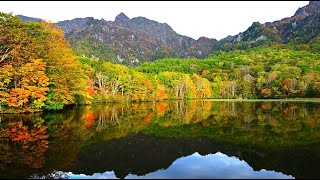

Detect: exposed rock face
[18,12,217,65]
[115,12,130,23]
[57,17,95,34]
[294,1,320,17]
[61,12,219,65]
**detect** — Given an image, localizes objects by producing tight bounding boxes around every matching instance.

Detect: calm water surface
[1,100,320,179]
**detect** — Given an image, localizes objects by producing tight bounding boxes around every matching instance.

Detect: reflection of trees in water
[111,107,119,125]
[87,101,320,132]
[175,101,187,120]
[261,102,306,122]
[194,101,213,123]
[91,103,156,133]
[209,102,320,126]
[95,111,107,132]
[168,101,213,124]
[95,106,120,132]
[256,102,320,127]
[0,101,320,179]
[0,119,49,178]
[32,170,69,179]
[86,101,204,135]
[282,104,298,121]
[168,101,320,137]
[243,114,255,124]
[227,101,237,116]
[49,101,320,140]
[71,132,320,179]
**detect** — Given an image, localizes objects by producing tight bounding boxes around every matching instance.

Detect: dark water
[1,100,320,179]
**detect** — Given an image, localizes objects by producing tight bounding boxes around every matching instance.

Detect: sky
[56,152,293,179]
[0,1,309,40]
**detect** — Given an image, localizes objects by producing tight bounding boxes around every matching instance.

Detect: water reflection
[0,100,320,179]
[63,152,293,179]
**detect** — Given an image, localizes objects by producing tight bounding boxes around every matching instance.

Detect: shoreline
[1,98,319,114]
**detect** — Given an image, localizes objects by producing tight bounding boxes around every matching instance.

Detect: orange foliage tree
[6,59,49,109]
[0,13,50,111]
[40,21,90,110]
[0,13,90,112]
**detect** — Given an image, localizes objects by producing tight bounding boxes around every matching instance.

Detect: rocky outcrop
[18,12,217,65]
[63,13,218,65]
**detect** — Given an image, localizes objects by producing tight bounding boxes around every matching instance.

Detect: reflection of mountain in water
[67,152,293,179]
[71,132,320,179]
[1,100,320,179]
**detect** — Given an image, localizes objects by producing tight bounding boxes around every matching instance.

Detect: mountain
[215,1,320,51]
[18,12,217,65]
[16,1,320,64]
[17,13,218,65]
[59,13,217,65]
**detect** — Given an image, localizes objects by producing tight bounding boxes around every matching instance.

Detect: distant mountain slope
[17,15,42,23]
[215,1,320,51]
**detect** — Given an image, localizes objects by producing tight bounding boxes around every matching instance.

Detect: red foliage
[87,87,95,96]
[144,112,155,124]
[283,78,293,84]
[144,79,154,90]
[156,89,166,100]
[261,102,271,110]
[4,122,49,169]
[261,88,270,95]
[157,103,167,114]
[85,112,95,128]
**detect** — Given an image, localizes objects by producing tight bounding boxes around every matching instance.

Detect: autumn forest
[0,12,319,113]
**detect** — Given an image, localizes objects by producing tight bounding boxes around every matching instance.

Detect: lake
[1,100,320,179]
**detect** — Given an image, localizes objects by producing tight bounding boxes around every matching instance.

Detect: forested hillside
[1,1,320,114]
[137,45,320,99]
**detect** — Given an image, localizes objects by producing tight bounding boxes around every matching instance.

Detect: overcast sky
[0,1,309,40]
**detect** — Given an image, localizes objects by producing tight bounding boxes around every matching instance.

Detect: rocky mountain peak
[115,12,130,22]
[294,1,320,17]
[309,1,320,6]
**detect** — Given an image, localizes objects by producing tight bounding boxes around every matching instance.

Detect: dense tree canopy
[137,45,320,99]
[0,13,88,113]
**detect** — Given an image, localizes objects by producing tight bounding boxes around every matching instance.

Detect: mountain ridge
[52,12,218,65]
[215,1,320,51]
[16,1,320,65]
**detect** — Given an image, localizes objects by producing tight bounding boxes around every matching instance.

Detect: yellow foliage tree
[40,21,89,109]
